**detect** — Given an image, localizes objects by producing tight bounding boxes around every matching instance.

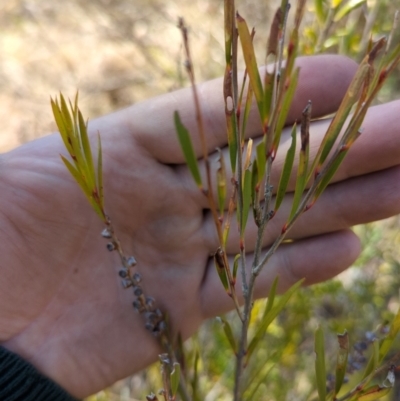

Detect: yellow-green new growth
[51,93,105,221]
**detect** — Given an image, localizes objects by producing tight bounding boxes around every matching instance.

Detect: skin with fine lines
[0,55,400,398]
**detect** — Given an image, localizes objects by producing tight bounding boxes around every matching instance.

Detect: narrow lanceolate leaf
[97,134,104,209]
[241,72,254,147]
[227,108,238,174]
[232,254,240,284]
[174,111,202,189]
[275,123,297,213]
[214,248,230,293]
[241,168,253,238]
[315,326,327,401]
[246,279,303,364]
[267,7,283,58]
[378,307,400,362]
[364,308,400,378]
[264,276,279,317]
[170,362,181,397]
[309,59,370,179]
[256,141,266,185]
[334,331,349,396]
[218,316,237,353]
[217,149,227,217]
[288,102,311,221]
[236,12,264,122]
[191,351,200,401]
[334,0,366,22]
[78,109,95,190]
[51,98,73,156]
[358,386,392,401]
[314,0,327,23]
[311,148,349,206]
[61,156,104,220]
[224,0,234,64]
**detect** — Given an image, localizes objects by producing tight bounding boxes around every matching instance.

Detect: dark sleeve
[0,346,80,401]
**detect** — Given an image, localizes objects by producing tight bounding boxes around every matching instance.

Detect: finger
[201,229,360,318]
[201,165,400,253]
[130,55,357,163]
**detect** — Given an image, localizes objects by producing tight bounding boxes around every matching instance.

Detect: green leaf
[232,254,240,284]
[264,276,279,318]
[61,156,104,220]
[217,149,227,217]
[229,113,238,174]
[214,249,230,293]
[315,326,327,401]
[334,0,366,22]
[274,123,296,212]
[334,331,349,396]
[51,98,73,155]
[224,0,234,64]
[315,0,327,23]
[256,141,266,185]
[191,351,200,401]
[78,108,95,190]
[241,168,253,237]
[174,111,203,189]
[308,59,370,180]
[97,134,104,212]
[246,279,303,363]
[312,148,348,205]
[273,68,300,156]
[236,12,264,123]
[218,316,237,353]
[170,362,180,397]
[378,307,400,362]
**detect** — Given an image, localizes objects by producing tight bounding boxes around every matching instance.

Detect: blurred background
[1,0,400,400]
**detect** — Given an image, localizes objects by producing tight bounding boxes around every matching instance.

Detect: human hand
[0,55,399,398]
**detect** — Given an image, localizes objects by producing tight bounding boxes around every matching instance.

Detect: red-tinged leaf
[236,12,264,122]
[358,386,392,401]
[315,326,327,401]
[275,123,296,213]
[241,75,254,148]
[267,7,283,58]
[218,316,237,353]
[174,111,203,189]
[334,331,349,396]
[214,248,230,293]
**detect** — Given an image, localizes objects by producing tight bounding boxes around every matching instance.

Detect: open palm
[1,55,400,398]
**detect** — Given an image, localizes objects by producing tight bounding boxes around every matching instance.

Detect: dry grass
[0,0,273,152]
